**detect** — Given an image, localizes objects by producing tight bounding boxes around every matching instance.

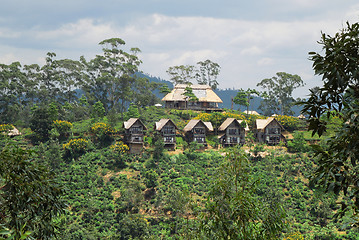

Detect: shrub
[110,141,129,154]
[53,120,72,140]
[0,123,14,133]
[63,138,89,159]
[90,122,114,145]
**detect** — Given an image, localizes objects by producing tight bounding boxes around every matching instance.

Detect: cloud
[0,1,358,98]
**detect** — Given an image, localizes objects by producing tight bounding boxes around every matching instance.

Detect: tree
[159,84,172,96]
[182,85,198,109]
[301,21,359,224]
[81,38,142,115]
[196,59,220,89]
[0,143,65,239]
[166,65,195,85]
[233,88,248,111]
[257,72,304,116]
[0,62,29,123]
[200,148,286,239]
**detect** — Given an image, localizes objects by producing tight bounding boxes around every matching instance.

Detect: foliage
[257,72,304,116]
[91,101,105,119]
[287,132,310,153]
[200,148,286,239]
[143,169,159,189]
[0,124,14,133]
[62,138,89,159]
[53,120,72,133]
[301,21,359,224]
[90,122,114,145]
[275,114,302,131]
[110,141,129,155]
[196,59,221,89]
[166,65,196,85]
[0,143,65,239]
[30,105,53,142]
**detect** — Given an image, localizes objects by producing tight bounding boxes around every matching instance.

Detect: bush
[90,122,114,146]
[63,138,89,159]
[53,120,72,140]
[287,132,310,153]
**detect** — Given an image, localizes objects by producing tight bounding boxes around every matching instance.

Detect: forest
[2,22,359,240]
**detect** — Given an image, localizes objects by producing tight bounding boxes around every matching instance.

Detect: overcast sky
[1,1,359,97]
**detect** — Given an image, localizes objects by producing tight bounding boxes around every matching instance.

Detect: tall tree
[301,21,359,224]
[56,59,83,103]
[0,62,26,123]
[200,148,286,239]
[196,59,220,89]
[38,52,61,104]
[81,38,142,114]
[166,65,195,85]
[257,72,304,116]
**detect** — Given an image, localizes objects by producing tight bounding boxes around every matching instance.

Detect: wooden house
[183,119,213,145]
[161,84,223,111]
[254,117,285,145]
[155,119,178,150]
[123,118,147,154]
[218,118,248,146]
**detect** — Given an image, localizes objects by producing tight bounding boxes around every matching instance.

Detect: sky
[1,0,359,98]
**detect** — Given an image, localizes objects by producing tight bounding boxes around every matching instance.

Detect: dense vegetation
[1,104,359,239]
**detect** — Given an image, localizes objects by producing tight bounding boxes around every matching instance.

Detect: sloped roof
[255,117,284,130]
[7,127,21,136]
[123,118,147,130]
[218,118,248,131]
[183,119,213,132]
[161,84,223,103]
[155,119,178,131]
[243,110,260,115]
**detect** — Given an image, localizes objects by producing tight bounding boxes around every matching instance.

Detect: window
[130,126,142,134]
[194,137,205,143]
[267,127,280,134]
[228,128,237,135]
[193,127,205,134]
[163,126,175,135]
[164,137,174,143]
[228,137,238,143]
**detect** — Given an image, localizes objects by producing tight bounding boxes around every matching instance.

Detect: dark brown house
[155,119,178,150]
[123,118,147,154]
[254,117,285,145]
[183,119,213,145]
[218,118,248,146]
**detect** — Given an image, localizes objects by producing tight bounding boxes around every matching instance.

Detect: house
[254,117,285,145]
[243,110,260,115]
[161,84,223,111]
[123,118,147,154]
[218,118,248,146]
[183,119,213,145]
[155,119,178,150]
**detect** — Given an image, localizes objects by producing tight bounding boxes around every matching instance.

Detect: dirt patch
[112,190,121,199]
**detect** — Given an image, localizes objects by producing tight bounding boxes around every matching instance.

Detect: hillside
[1,108,358,239]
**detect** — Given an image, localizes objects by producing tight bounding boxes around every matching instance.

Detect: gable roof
[243,110,260,115]
[123,118,147,130]
[155,119,178,131]
[183,119,213,132]
[161,84,223,103]
[218,118,249,131]
[255,117,284,130]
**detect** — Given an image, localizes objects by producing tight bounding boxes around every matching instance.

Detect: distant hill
[139,73,302,116]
